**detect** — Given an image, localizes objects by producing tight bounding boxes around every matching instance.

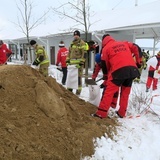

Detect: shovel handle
[3,54,13,65]
[95,77,103,82]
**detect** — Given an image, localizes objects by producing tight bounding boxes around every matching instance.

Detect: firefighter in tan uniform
[30,40,50,77]
[66,30,89,95]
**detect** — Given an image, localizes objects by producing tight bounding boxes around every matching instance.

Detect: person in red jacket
[146,51,160,92]
[56,41,69,85]
[92,53,102,81]
[0,40,13,65]
[92,34,141,118]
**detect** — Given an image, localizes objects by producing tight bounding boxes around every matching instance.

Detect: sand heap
[0,65,117,160]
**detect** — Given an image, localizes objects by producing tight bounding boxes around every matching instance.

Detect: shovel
[85,77,103,85]
[56,67,62,72]
[2,54,13,65]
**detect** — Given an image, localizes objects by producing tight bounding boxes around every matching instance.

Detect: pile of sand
[0,65,117,160]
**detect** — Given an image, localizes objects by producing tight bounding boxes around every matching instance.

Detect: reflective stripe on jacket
[35,45,49,65]
[68,38,88,60]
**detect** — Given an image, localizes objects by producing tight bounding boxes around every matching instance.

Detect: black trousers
[62,67,67,84]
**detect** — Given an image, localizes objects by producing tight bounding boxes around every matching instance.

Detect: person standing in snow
[92,34,141,118]
[92,41,141,109]
[0,40,13,65]
[66,30,89,95]
[56,41,69,85]
[146,51,160,92]
[30,40,50,77]
[92,53,102,81]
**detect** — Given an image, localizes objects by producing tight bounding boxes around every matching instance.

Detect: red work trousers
[96,78,133,118]
[146,70,158,90]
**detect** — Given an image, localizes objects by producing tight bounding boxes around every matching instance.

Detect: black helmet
[30,40,37,46]
[73,30,80,37]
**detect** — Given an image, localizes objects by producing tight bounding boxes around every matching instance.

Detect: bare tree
[51,0,98,79]
[13,0,49,64]
[51,0,95,40]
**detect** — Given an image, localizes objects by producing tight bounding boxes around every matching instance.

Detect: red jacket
[0,44,12,64]
[92,63,101,79]
[56,47,68,67]
[101,36,140,81]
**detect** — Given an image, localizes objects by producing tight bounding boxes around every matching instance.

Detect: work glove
[6,53,14,58]
[32,59,40,66]
[103,74,108,80]
[136,63,141,69]
[66,59,70,64]
[75,64,80,68]
[100,83,105,88]
[6,53,11,58]
[79,62,84,66]
[39,55,44,62]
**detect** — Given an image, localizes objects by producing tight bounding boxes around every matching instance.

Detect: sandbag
[66,65,78,89]
[88,85,101,106]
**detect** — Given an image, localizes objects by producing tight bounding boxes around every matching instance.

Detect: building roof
[90,1,160,39]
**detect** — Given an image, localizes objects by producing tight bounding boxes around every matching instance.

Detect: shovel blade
[85,79,97,85]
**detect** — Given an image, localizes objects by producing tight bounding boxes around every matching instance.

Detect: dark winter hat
[102,34,110,40]
[30,40,37,46]
[73,30,80,37]
[95,53,101,63]
[59,40,65,47]
[0,40,3,45]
